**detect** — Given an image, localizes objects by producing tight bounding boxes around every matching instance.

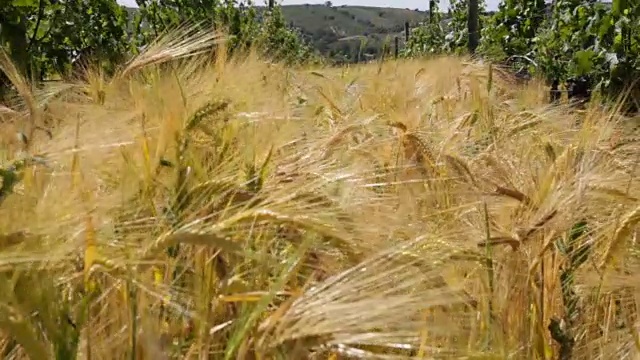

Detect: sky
[116,0,504,12]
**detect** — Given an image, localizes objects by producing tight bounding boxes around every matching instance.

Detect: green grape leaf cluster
[1,0,129,83]
[478,0,546,64]
[403,0,640,108]
[443,0,488,54]
[402,2,445,57]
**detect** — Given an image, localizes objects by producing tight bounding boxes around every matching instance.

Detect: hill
[274,4,430,62]
[276,4,429,62]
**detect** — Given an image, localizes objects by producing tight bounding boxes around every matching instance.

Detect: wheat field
[0,29,638,360]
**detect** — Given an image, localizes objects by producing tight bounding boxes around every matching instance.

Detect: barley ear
[599,205,640,270]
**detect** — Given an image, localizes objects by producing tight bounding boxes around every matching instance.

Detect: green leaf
[612,0,625,16]
[614,33,623,47]
[11,0,36,6]
[574,50,595,74]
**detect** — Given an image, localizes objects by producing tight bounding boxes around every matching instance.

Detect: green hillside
[277,4,430,63]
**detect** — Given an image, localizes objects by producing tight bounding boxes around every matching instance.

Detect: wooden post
[394,36,399,59]
[550,79,560,104]
[404,21,410,42]
[468,0,479,54]
[429,0,435,24]
[268,0,274,10]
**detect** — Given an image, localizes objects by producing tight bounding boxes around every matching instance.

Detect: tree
[257,6,319,65]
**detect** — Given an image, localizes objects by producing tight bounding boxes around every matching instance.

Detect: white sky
[116,0,503,12]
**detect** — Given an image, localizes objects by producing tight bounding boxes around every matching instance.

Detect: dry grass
[0,29,638,360]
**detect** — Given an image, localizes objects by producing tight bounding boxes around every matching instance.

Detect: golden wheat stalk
[120,24,224,78]
[258,236,472,355]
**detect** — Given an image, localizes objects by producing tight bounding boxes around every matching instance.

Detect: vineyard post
[268,0,274,9]
[623,2,630,52]
[404,21,410,42]
[468,0,479,53]
[395,36,399,58]
[429,0,436,24]
[550,79,560,104]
